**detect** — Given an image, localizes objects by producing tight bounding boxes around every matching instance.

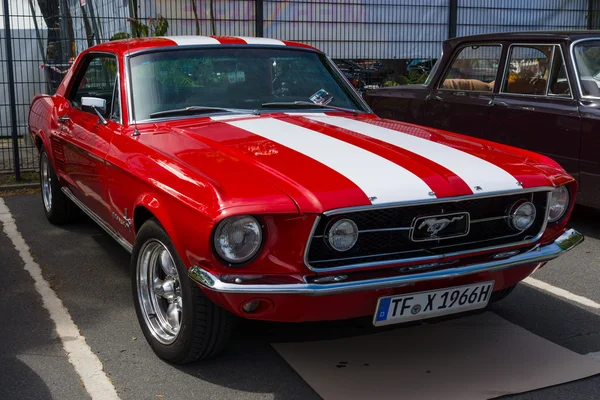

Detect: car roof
[445,30,600,46]
[86,36,319,56]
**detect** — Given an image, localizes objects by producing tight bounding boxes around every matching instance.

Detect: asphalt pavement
[1,193,599,400]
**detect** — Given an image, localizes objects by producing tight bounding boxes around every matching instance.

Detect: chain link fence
[1,0,598,177]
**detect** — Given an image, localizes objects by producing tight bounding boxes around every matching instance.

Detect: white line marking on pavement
[524,277,600,309]
[0,198,120,400]
[587,352,600,361]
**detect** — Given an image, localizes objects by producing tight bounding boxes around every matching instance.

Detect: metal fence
[0,0,598,177]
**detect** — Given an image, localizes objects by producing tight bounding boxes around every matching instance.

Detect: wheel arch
[132,193,190,266]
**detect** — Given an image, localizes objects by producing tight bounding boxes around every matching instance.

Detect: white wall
[0,0,48,137]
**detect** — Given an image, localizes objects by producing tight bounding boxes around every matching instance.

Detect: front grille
[306,191,549,270]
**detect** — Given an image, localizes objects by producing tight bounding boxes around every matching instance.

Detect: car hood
[143,113,571,214]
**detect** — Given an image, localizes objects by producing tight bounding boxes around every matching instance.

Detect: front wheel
[131,219,234,363]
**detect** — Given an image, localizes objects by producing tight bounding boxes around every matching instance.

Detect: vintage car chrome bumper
[188,228,583,297]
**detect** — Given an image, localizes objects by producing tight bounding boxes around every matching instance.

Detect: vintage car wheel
[39,146,73,224]
[132,219,234,363]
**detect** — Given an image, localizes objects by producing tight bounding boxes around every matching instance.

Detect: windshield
[573,40,600,97]
[129,47,366,121]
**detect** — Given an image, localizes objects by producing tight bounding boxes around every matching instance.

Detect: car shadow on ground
[171,284,600,399]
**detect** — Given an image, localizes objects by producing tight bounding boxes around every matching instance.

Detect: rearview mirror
[81,96,107,125]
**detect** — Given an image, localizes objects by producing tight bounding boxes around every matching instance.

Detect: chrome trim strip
[304,191,551,273]
[570,37,600,100]
[315,216,509,236]
[61,187,133,253]
[322,186,553,216]
[545,46,556,96]
[309,248,426,264]
[471,215,507,223]
[358,226,412,234]
[189,228,583,296]
[124,54,134,126]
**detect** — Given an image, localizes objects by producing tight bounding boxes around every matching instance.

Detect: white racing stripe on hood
[307,116,519,193]
[227,118,434,204]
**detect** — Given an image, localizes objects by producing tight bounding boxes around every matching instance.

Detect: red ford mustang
[29,36,583,363]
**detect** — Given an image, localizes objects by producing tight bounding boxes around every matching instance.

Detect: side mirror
[81,96,108,125]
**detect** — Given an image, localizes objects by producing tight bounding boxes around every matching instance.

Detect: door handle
[58,115,71,123]
[425,94,443,102]
[454,91,466,96]
[489,100,508,107]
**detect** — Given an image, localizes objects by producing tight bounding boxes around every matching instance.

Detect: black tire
[39,146,73,225]
[131,219,234,363]
[490,284,517,303]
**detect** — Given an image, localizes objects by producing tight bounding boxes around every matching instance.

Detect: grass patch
[0,171,40,185]
[0,188,40,197]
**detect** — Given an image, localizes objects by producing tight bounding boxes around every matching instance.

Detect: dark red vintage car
[29,36,582,363]
[365,31,600,209]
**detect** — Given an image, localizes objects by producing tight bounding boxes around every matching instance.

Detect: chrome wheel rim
[41,152,52,213]
[137,240,182,344]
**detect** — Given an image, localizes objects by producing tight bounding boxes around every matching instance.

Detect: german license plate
[373,281,495,327]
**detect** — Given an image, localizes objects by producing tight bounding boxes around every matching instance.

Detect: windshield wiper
[260,101,364,115]
[149,106,255,119]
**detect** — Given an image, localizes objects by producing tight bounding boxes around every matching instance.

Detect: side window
[502,45,553,95]
[68,55,117,117]
[440,45,501,92]
[548,50,571,97]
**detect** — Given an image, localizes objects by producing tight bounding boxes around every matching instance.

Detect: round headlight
[509,201,537,231]
[548,186,569,223]
[213,216,263,264]
[327,219,359,252]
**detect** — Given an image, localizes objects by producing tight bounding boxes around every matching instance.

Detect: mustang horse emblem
[418,215,465,237]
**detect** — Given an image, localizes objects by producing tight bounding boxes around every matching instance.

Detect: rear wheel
[39,146,72,224]
[132,219,234,363]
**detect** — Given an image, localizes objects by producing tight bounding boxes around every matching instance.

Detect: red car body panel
[28,36,579,323]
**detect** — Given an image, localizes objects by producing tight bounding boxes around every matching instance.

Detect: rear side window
[440,45,501,92]
[502,45,553,96]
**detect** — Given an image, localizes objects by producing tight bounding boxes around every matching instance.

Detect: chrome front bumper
[188,228,583,297]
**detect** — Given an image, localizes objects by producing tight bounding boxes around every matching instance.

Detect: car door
[425,44,502,137]
[487,44,580,181]
[59,54,120,222]
[572,38,600,208]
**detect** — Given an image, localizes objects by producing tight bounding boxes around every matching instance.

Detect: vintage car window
[502,45,553,96]
[68,54,117,116]
[129,48,366,121]
[547,49,571,97]
[439,45,501,92]
[573,40,600,97]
